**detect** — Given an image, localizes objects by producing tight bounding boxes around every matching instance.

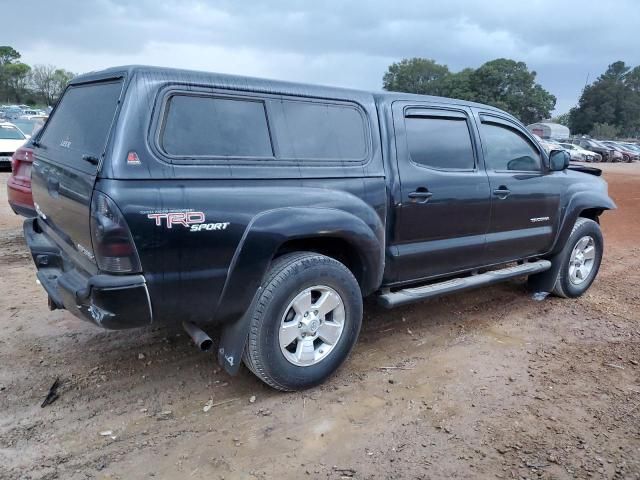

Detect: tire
[551,217,603,298]
[243,252,363,391]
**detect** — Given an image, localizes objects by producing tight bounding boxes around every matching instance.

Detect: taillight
[90,191,141,274]
[11,147,32,174]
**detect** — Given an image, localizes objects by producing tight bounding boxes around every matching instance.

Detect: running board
[378,260,552,309]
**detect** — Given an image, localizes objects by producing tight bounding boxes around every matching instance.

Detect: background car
[0,122,29,170]
[601,141,639,162]
[621,143,640,156]
[5,116,47,218]
[10,117,47,136]
[1,106,24,120]
[558,142,600,162]
[6,139,35,217]
[532,134,564,154]
[573,138,622,162]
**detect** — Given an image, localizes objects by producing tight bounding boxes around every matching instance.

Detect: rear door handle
[493,187,511,198]
[408,190,433,203]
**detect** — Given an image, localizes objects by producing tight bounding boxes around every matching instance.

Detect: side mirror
[549,149,570,171]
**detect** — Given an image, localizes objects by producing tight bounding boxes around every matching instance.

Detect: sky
[4,0,640,114]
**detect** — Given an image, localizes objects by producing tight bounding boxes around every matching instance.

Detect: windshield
[0,124,25,140]
[11,119,38,135]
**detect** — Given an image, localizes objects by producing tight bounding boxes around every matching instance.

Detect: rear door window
[38,80,123,171]
[161,95,273,158]
[404,114,475,170]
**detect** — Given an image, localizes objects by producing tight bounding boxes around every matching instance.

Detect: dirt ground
[0,164,639,480]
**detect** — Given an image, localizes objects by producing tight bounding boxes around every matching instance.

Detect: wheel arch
[578,207,605,223]
[551,191,615,255]
[273,236,370,294]
[215,206,384,374]
[529,192,614,293]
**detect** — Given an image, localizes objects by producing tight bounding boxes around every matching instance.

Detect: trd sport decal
[144,210,230,232]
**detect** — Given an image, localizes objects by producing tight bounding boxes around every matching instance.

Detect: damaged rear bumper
[23,218,153,329]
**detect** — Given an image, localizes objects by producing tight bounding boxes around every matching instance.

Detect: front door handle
[408,190,433,203]
[492,186,511,198]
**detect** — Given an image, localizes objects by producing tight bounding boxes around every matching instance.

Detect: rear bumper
[7,177,35,217]
[23,218,153,329]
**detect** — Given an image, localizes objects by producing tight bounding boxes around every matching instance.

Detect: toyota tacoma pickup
[23,66,615,391]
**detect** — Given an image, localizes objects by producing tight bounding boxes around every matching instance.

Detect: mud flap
[527,251,563,293]
[217,286,262,376]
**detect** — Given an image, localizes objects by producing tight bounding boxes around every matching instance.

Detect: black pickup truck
[23,66,615,391]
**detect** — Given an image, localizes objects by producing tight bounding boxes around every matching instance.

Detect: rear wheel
[243,252,362,391]
[552,218,603,298]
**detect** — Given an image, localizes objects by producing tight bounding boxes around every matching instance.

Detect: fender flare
[529,191,615,293]
[550,191,616,255]
[216,206,384,374]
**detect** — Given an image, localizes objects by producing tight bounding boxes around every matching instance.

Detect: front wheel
[243,252,363,391]
[552,217,603,298]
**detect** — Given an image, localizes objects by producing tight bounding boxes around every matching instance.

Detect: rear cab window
[37,79,124,172]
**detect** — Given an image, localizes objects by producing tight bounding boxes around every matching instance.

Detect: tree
[3,62,31,103]
[31,64,57,105]
[466,59,556,124]
[51,69,74,104]
[0,46,22,102]
[569,61,640,137]
[32,64,74,105]
[590,122,619,139]
[382,57,555,124]
[438,68,475,101]
[552,112,570,126]
[0,46,75,105]
[0,46,20,67]
[383,58,450,95]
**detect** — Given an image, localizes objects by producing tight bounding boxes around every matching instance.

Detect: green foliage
[552,112,570,126]
[382,58,450,95]
[569,61,640,137]
[4,63,31,96]
[382,57,556,124]
[589,122,619,139]
[0,46,74,105]
[438,68,475,101]
[0,46,20,66]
